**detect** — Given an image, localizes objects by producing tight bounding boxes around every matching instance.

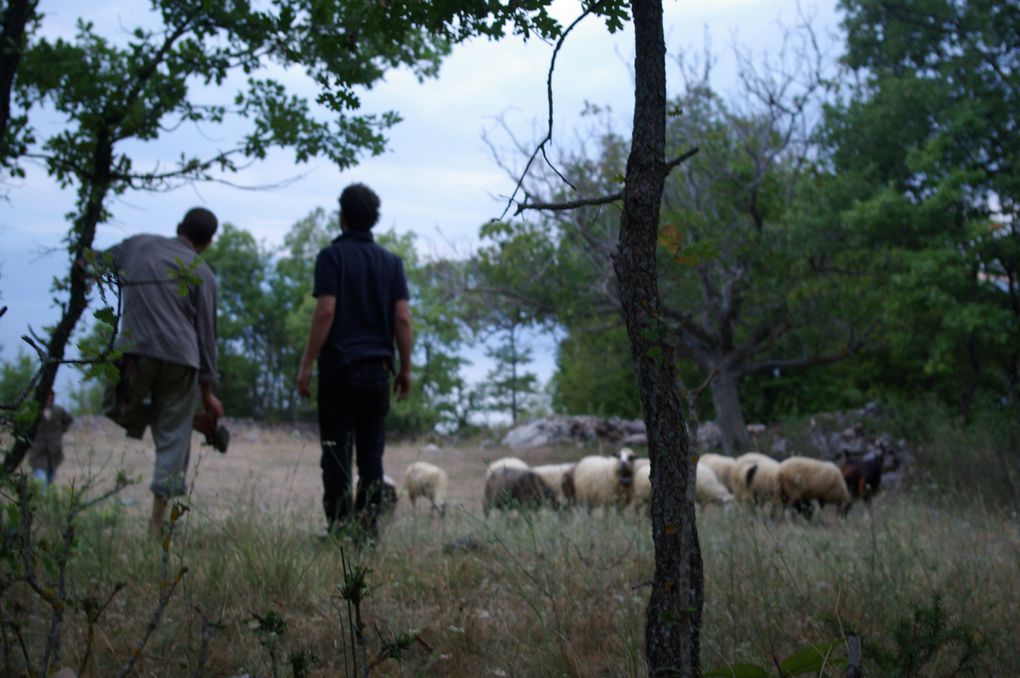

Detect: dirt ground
[50,416,609,527]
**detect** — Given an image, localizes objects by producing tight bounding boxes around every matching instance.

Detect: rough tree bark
[708,365,748,454]
[615,0,702,674]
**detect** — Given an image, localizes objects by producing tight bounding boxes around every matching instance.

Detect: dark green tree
[481,306,538,425]
[552,325,640,418]
[203,223,274,418]
[821,0,1020,412]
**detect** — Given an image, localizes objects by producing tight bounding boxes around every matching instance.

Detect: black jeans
[317,358,391,530]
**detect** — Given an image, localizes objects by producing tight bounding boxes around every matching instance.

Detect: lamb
[530,462,576,503]
[699,453,737,492]
[563,448,637,510]
[731,452,780,506]
[632,459,733,510]
[402,461,448,517]
[776,456,851,518]
[483,467,558,515]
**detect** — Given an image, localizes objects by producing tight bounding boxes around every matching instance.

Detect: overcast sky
[0,0,843,399]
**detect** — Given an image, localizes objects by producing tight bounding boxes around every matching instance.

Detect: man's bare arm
[393,299,413,401]
[297,295,336,399]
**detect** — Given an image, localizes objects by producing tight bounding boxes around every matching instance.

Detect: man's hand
[203,391,224,419]
[297,367,313,399]
[393,369,412,402]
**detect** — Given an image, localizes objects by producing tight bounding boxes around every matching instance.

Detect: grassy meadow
[3,415,1019,677]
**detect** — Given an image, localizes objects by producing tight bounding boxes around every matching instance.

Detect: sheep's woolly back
[777,457,850,508]
[700,453,737,492]
[732,453,780,505]
[571,455,632,508]
[696,462,733,505]
[531,463,575,500]
[403,461,448,509]
[485,457,529,480]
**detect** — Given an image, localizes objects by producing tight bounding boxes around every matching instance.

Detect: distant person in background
[28,390,74,486]
[103,207,227,536]
[297,182,413,542]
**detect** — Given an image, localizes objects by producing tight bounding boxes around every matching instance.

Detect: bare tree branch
[498,5,599,221]
[514,147,699,215]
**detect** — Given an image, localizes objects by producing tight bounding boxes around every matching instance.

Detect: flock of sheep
[397,445,883,520]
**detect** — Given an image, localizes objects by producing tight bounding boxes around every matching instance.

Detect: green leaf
[778,640,845,675]
[93,306,117,326]
[703,663,771,678]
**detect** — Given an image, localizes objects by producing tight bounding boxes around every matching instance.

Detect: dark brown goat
[484,468,559,515]
[840,450,885,502]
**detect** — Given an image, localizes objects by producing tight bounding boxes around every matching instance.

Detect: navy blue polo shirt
[313,229,409,368]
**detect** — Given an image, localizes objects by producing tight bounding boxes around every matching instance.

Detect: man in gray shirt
[105,207,223,535]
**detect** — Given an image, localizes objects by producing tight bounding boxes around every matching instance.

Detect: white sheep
[530,462,576,503]
[632,459,733,509]
[776,456,851,518]
[402,461,448,517]
[564,448,637,510]
[696,463,733,505]
[699,453,737,492]
[632,458,651,510]
[732,452,780,506]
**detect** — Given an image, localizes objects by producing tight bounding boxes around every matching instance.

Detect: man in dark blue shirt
[297,183,413,539]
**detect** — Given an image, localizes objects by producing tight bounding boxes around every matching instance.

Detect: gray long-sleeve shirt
[109,234,218,384]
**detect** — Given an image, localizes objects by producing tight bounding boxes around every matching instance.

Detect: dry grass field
[5,416,1020,677]
[58,417,627,521]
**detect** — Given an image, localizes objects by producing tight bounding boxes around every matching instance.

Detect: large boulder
[501,416,647,449]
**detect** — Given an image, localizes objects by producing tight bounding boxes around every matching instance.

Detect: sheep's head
[616,448,637,488]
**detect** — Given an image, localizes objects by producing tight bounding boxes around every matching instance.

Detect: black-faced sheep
[777,456,851,518]
[732,452,780,506]
[699,453,737,492]
[563,448,637,510]
[483,467,559,515]
[402,461,448,517]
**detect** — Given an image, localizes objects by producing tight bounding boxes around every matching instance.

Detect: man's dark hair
[339,183,381,231]
[178,207,218,246]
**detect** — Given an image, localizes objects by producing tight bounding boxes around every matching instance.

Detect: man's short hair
[179,207,218,246]
[339,183,381,231]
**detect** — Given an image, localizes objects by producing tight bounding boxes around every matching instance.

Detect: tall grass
[4,407,1019,676]
[5,486,1018,676]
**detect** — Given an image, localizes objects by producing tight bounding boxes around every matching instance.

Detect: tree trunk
[615,1,702,674]
[0,0,37,157]
[709,366,749,455]
[4,131,113,472]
